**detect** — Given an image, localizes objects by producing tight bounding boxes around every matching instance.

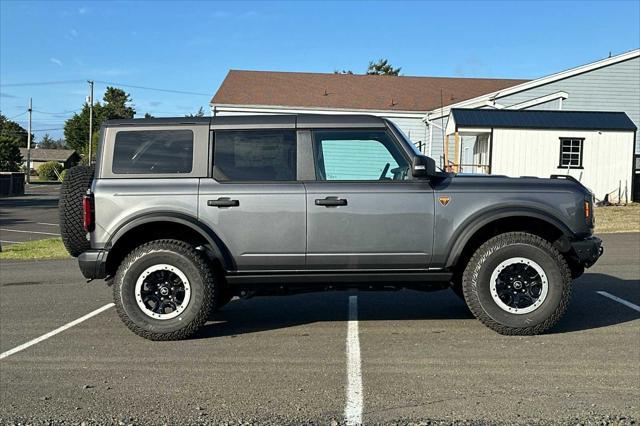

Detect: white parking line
[0,303,114,360]
[597,291,640,313]
[345,295,363,425]
[0,228,61,236]
[36,222,59,227]
[0,240,20,244]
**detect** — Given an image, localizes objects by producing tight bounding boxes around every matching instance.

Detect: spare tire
[59,165,95,257]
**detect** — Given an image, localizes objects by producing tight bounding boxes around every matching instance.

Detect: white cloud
[50,57,63,67]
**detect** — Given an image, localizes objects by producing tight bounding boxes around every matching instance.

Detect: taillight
[83,192,95,232]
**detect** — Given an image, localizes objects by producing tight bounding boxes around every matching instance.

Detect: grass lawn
[595,203,640,234]
[0,238,70,260]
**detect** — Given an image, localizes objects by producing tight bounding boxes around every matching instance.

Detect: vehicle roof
[102,114,388,129]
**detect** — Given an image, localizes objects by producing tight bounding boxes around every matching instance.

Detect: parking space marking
[345,295,363,426]
[597,291,640,313]
[0,240,20,244]
[0,228,61,236]
[36,222,59,227]
[0,303,114,360]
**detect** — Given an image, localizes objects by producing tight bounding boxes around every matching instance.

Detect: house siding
[212,107,428,154]
[494,56,640,151]
[491,128,635,200]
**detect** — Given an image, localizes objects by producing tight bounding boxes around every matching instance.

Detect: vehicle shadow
[194,272,638,339]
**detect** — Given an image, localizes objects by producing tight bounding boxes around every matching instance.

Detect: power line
[4,111,28,120]
[32,108,80,115]
[0,79,85,87]
[94,80,210,96]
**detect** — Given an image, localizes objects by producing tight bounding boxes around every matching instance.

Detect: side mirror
[411,155,436,178]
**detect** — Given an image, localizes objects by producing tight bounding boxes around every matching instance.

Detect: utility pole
[26,98,32,184]
[87,80,94,163]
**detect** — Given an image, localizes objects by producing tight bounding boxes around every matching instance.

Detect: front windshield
[387,120,446,173]
[388,121,422,156]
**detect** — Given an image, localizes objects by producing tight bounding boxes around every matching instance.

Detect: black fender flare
[444,207,573,268]
[106,211,235,271]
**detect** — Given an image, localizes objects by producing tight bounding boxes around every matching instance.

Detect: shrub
[59,169,68,181]
[37,161,64,181]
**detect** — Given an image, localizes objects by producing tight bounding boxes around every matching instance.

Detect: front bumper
[570,236,603,268]
[78,250,108,280]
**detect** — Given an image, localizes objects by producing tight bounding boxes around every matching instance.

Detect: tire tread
[462,232,571,335]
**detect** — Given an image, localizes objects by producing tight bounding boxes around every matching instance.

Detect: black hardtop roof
[102,114,388,129]
[451,108,638,131]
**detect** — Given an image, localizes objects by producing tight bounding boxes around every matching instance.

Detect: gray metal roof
[451,108,637,131]
[19,148,78,162]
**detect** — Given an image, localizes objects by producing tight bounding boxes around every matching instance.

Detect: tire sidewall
[471,241,564,328]
[116,248,207,334]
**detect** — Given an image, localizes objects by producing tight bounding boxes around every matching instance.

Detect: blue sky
[1,0,639,140]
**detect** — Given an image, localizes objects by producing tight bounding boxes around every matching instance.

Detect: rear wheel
[113,239,216,340]
[462,232,571,335]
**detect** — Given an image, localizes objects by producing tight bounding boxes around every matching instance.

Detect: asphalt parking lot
[0,233,638,425]
[0,184,61,246]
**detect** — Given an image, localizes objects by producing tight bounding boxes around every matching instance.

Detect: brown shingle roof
[211,70,529,113]
[19,148,77,162]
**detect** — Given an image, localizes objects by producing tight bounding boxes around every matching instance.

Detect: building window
[558,138,584,169]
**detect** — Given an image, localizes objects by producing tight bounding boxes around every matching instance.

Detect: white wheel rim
[134,264,191,320]
[489,257,549,315]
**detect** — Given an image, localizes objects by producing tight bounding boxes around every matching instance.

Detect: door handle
[315,196,347,207]
[207,197,240,208]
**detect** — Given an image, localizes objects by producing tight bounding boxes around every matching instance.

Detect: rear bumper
[78,250,108,280]
[570,236,603,268]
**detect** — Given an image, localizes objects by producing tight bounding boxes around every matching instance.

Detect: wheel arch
[445,207,572,270]
[105,212,235,277]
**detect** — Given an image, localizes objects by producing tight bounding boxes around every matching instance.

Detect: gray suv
[58,114,602,340]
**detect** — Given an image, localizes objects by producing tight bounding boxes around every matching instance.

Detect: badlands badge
[438,195,451,206]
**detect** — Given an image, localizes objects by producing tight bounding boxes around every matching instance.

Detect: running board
[226,272,452,286]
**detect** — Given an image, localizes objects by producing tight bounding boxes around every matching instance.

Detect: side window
[213,130,296,181]
[313,130,410,181]
[113,130,193,174]
[558,138,584,168]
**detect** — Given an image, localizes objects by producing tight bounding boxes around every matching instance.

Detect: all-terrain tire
[462,232,571,335]
[113,239,217,341]
[58,165,94,257]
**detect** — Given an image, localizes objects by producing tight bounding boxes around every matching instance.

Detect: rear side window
[113,130,194,174]
[213,130,296,181]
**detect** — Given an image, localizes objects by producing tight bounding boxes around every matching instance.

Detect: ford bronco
[58,114,602,340]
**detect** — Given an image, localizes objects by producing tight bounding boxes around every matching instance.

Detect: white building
[444,109,637,201]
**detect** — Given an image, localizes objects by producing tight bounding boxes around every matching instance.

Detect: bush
[37,161,64,181]
[59,169,68,181]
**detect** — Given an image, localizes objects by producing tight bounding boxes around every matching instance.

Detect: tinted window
[213,130,296,181]
[314,130,410,181]
[113,130,193,174]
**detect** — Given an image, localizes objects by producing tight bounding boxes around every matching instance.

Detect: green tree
[0,114,32,148]
[64,87,136,155]
[185,107,205,117]
[144,112,154,118]
[38,133,67,149]
[366,59,401,76]
[0,135,23,171]
[334,69,354,75]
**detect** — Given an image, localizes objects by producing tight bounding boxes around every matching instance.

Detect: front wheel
[113,239,216,341]
[462,232,571,335]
